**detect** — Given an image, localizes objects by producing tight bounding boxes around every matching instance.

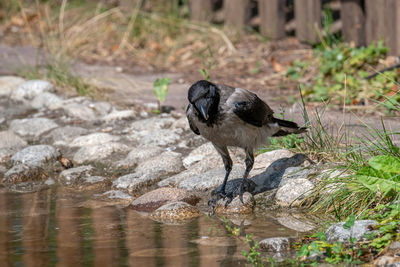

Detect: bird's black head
[188,80,220,124]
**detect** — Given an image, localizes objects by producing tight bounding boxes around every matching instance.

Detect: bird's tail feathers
[271,117,307,137]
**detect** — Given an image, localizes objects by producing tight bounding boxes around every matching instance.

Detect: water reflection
[0,188,299,266]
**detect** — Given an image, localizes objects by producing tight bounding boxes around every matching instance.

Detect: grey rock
[113,172,141,190]
[112,172,157,193]
[182,142,218,168]
[151,201,200,223]
[70,133,120,147]
[157,169,196,187]
[135,151,183,176]
[251,149,294,175]
[0,76,25,96]
[259,237,291,252]
[73,142,129,164]
[102,109,136,121]
[46,126,89,146]
[10,80,55,102]
[325,220,376,243]
[83,176,107,184]
[4,164,47,184]
[10,118,58,138]
[171,117,190,131]
[389,241,400,250]
[275,178,314,207]
[11,145,60,167]
[281,167,312,181]
[62,102,97,121]
[251,154,309,194]
[113,162,184,193]
[374,255,400,267]
[0,147,18,164]
[129,116,175,131]
[88,101,112,116]
[101,190,134,200]
[254,189,277,207]
[277,213,317,232]
[131,129,181,147]
[59,165,94,185]
[47,96,86,110]
[130,187,200,212]
[116,147,163,168]
[0,131,27,148]
[31,92,63,109]
[178,164,244,191]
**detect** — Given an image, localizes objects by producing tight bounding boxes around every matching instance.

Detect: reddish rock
[130,187,200,212]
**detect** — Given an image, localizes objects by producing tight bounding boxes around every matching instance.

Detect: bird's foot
[212,187,227,199]
[224,196,234,208]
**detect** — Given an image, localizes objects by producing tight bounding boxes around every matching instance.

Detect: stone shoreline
[0,76,329,228]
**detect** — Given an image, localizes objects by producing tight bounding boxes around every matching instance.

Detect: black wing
[233,93,273,127]
[186,104,200,135]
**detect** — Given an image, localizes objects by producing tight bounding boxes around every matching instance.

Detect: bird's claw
[213,188,227,199]
[224,196,234,208]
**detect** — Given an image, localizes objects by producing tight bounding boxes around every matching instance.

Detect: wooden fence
[120,0,400,55]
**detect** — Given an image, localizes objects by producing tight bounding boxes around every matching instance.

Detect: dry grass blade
[118,0,143,51]
[59,0,67,40]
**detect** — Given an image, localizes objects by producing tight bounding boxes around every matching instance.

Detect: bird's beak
[200,105,209,120]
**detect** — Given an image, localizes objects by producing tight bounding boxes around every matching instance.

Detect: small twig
[59,0,67,41]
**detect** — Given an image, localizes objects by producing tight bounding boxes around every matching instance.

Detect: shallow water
[0,188,303,266]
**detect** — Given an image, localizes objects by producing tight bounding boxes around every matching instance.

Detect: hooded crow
[186,80,306,203]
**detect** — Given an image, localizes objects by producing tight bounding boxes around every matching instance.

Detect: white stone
[275,178,314,207]
[10,80,55,102]
[10,118,58,137]
[0,76,26,96]
[70,133,120,147]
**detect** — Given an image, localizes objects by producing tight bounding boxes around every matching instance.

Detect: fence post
[384,0,400,55]
[224,0,252,30]
[294,0,322,43]
[340,0,365,46]
[188,0,213,22]
[365,0,386,45]
[258,0,286,39]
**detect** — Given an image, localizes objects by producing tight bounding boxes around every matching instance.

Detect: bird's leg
[213,144,232,198]
[238,148,254,203]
